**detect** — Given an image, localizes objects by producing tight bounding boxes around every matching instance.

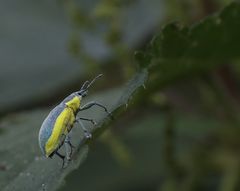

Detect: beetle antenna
[80,80,90,90]
[85,74,103,90]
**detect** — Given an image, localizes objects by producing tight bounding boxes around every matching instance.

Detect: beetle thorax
[65,95,81,112]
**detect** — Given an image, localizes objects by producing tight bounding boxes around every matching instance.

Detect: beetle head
[77,74,103,97]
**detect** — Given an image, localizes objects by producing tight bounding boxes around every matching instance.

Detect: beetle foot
[62,155,74,169]
[61,158,66,169]
[108,112,114,120]
[84,131,92,139]
[92,120,97,125]
[66,155,72,162]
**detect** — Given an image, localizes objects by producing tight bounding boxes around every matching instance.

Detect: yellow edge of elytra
[45,96,81,157]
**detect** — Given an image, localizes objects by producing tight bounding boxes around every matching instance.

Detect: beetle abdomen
[39,104,75,157]
[45,107,75,156]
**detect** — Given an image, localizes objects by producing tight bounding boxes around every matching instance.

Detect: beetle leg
[58,134,66,149]
[76,117,97,125]
[75,119,92,139]
[79,101,113,119]
[66,140,75,149]
[55,151,65,168]
[64,135,75,159]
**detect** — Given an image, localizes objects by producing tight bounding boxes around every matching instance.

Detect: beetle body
[39,93,81,157]
[38,74,111,167]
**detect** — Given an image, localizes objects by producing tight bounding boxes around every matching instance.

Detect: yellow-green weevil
[38,74,111,167]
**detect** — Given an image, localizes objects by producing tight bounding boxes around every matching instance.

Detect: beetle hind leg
[55,151,66,168]
[65,140,75,158]
[64,135,75,160]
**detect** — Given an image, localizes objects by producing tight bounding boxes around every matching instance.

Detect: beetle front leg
[79,101,113,119]
[76,117,97,125]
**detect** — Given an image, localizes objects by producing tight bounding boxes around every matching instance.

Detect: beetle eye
[82,91,88,97]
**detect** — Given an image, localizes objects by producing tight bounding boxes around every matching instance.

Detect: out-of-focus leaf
[150,2,240,59]
[0,70,147,191]
[137,2,240,87]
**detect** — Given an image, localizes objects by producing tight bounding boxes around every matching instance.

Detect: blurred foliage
[63,0,152,77]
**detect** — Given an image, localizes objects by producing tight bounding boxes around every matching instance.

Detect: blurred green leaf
[150,2,240,59]
[137,2,240,87]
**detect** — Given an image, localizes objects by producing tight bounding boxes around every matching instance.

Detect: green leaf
[138,2,240,87]
[150,2,240,59]
[0,70,147,191]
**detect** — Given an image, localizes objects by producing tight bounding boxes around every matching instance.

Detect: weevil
[38,74,112,168]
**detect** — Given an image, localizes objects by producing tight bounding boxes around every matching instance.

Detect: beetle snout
[77,89,88,97]
[81,90,88,97]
